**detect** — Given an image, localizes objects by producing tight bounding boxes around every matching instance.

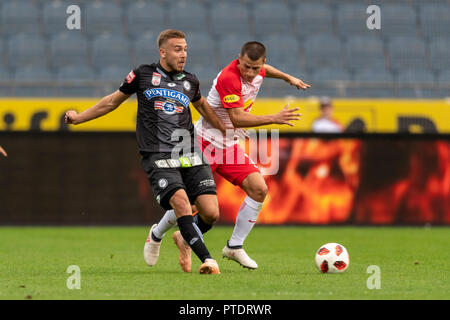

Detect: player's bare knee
[247,183,268,203]
[169,191,191,215]
[199,202,219,225]
[204,209,219,225]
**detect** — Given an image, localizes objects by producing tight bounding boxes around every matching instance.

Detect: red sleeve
[259,65,266,78]
[215,72,243,109]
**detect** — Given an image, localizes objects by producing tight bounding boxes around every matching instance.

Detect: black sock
[151,231,162,242]
[193,214,213,234]
[177,215,212,263]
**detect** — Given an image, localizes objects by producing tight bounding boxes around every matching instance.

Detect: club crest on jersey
[144,88,190,108]
[152,72,161,86]
[183,80,191,91]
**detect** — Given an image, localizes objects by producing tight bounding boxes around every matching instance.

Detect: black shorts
[141,152,217,210]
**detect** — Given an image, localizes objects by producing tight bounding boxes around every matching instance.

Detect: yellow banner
[0,98,449,133]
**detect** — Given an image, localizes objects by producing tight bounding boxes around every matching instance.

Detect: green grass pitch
[0,226,449,300]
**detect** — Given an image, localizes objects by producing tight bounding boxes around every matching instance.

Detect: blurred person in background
[312,97,343,133]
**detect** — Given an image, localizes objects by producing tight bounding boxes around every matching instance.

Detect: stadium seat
[217,33,253,69]
[396,69,437,98]
[349,68,395,97]
[0,64,9,80]
[209,2,250,37]
[184,32,216,69]
[344,35,386,72]
[91,34,132,70]
[97,65,132,96]
[56,65,96,97]
[7,34,46,69]
[0,65,12,96]
[132,32,159,67]
[294,3,334,38]
[13,66,55,97]
[311,68,351,97]
[98,65,131,82]
[84,1,124,36]
[124,1,167,39]
[437,70,450,98]
[14,65,53,81]
[57,65,95,80]
[188,64,219,89]
[260,34,300,68]
[380,4,418,40]
[304,35,343,72]
[167,1,208,34]
[429,37,450,73]
[252,1,292,37]
[0,39,4,67]
[387,36,427,71]
[336,3,377,38]
[49,32,89,70]
[419,3,450,39]
[42,0,80,36]
[0,1,40,35]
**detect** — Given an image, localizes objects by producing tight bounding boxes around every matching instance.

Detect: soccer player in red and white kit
[145,41,310,271]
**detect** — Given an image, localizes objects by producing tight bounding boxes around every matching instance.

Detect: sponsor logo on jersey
[152,72,161,86]
[167,82,176,87]
[176,73,186,80]
[154,100,183,115]
[126,70,136,84]
[144,88,190,108]
[199,179,216,187]
[154,159,170,168]
[223,94,240,103]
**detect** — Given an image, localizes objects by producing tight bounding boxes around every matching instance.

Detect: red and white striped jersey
[195,59,266,148]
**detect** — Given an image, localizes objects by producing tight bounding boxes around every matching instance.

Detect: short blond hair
[157,29,186,48]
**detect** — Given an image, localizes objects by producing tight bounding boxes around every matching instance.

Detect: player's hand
[65,110,80,125]
[0,146,7,157]
[273,104,302,127]
[286,76,310,90]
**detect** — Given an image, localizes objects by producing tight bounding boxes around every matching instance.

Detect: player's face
[238,54,265,83]
[160,38,187,72]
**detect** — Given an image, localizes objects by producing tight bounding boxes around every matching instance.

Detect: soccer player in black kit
[65,29,226,274]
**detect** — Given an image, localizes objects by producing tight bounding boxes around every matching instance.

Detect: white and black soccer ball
[315,243,349,274]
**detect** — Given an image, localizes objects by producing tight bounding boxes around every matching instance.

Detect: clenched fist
[65,110,80,125]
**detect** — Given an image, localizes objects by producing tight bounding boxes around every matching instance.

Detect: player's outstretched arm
[0,146,7,157]
[192,97,228,134]
[65,90,132,125]
[227,104,302,128]
[263,64,310,90]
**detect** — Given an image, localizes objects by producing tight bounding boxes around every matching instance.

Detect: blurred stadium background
[0,0,449,226]
[0,0,449,97]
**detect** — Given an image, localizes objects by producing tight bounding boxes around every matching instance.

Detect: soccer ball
[315,243,349,274]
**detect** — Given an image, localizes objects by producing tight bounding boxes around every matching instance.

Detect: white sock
[228,196,264,247]
[152,209,177,240]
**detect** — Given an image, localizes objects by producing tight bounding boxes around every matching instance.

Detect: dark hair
[240,41,266,61]
[157,29,186,48]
